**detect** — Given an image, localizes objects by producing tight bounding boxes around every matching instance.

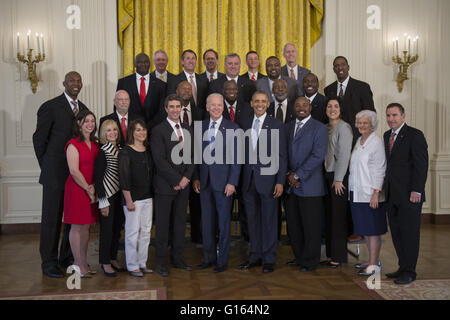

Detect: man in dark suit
[209,53,256,103]
[167,49,209,110]
[117,53,167,131]
[324,56,375,143]
[176,81,204,246]
[256,56,299,103]
[303,73,328,124]
[242,51,266,81]
[267,79,295,124]
[32,71,85,278]
[237,91,287,273]
[384,103,428,285]
[199,49,225,83]
[222,80,252,128]
[150,50,175,83]
[281,43,310,96]
[99,90,140,147]
[150,94,195,277]
[285,97,328,272]
[193,93,241,273]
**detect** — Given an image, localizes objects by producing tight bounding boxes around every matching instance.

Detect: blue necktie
[209,121,216,144]
[252,118,260,149]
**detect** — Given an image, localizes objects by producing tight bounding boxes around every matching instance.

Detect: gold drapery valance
[118,0,323,76]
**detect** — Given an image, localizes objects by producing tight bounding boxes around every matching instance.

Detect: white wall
[0,0,449,224]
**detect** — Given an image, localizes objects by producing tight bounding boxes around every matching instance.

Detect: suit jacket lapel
[390,124,408,156]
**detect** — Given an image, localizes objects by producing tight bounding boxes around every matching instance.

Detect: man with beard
[268,78,296,124]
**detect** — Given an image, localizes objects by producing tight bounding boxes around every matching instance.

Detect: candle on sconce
[27,30,31,51]
[16,32,20,55]
[408,37,411,55]
[395,37,399,56]
[36,33,40,54]
[41,34,45,55]
[415,36,419,56]
[404,33,408,52]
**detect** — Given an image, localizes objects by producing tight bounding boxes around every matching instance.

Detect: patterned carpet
[0,287,166,300]
[354,278,450,300]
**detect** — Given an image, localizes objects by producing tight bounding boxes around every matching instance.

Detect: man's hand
[193,180,201,194]
[410,192,421,203]
[101,207,109,217]
[224,184,236,197]
[273,184,284,198]
[287,172,300,188]
[179,177,190,190]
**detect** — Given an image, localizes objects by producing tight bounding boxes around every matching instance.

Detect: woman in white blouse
[349,110,387,276]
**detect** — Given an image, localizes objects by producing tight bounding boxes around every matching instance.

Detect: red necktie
[139,77,146,106]
[121,117,127,142]
[183,108,189,126]
[251,74,256,81]
[229,105,235,122]
[290,68,296,80]
[389,132,396,153]
[175,124,183,142]
[209,74,214,82]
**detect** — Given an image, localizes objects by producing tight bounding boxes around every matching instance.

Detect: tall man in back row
[33,71,86,278]
[384,103,428,285]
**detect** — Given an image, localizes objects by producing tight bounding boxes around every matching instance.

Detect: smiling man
[281,43,310,96]
[150,50,175,83]
[199,49,225,83]
[33,71,89,278]
[302,73,328,124]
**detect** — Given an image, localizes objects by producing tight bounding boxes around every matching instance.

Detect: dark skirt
[350,192,387,236]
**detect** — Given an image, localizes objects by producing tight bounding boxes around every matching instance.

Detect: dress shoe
[111,264,127,272]
[101,264,117,277]
[386,270,402,279]
[354,260,381,269]
[300,266,317,272]
[238,259,262,270]
[157,266,169,277]
[286,259,300,266]
[129,270,144,277]
[213,265,227,273]
[326,261,341,268]
[197,262,215,270]
[394,274,415,285]
[43,266,64,279]
[172,263,192,271]
[140,267,153,274]
[357,265,380,276]
[347,234,363,242]
[263,264,274,273]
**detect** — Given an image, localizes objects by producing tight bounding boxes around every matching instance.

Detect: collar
[253,112,267,124]
[155,70,167,77]
[275,98,288,107]
[209,116,223,128]
[206,70,218,79]
[166,117,181,129]
[392,122,406,135]
[184,70,196,80]
[115,111,128,121]
[338,76,350,87]
[226,75,238,82]
[64,91,78,107]
[182,103,192,111]
[305,92,318,102]
[296,115,312,126]
[136,73,149,81]
[225,100,237,108]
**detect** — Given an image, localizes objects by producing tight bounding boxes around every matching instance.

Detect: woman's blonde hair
[99,119,120,144]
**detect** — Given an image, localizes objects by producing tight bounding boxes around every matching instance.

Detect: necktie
[121,117,127,142]
[229,105,235,122]
[189,75,197,106]
[140,77,146,106]
[389,131,396,153]
[209,121,216,144]
[290,68,296,80]
[159,74,165,82]
[209,74,214,82]
[175,123,183,142]
[276,103,284,122]
[252,118,260,149]
[182,108,190,126]
[70,100,79,116]
[251,73,256,81]
[338,83,344,98]
[294,121,303,137]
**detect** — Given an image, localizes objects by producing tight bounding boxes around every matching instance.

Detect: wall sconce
[17,30,46,94]
[392,34,418,93]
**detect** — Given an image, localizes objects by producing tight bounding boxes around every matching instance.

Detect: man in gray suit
[256,56,299,103]
[281,43,310,97]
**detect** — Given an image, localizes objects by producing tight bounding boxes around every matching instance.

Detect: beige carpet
[354,278,450,300]
[0,287,166,300]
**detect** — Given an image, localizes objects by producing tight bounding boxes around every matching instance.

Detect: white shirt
[305,92,318,104]
[349,132,386,202]
[295,115,311,134]
[288,65,298,80]
[64,91,78,112]
[206,70,218,81]
[155,70,167,82]
[225,100,237,116]
[274,99,288,123]
[136,73,149,96]
[180,103,192,126]
[337,76,350,96]
[391,122,406,142]
[166,118,184,141]
[248,71,259,80]
[226,75,238,84]
[184,71,196,84]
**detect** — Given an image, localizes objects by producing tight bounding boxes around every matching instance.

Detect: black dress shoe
[326,261,341,268]
[238,259,262,270]
[263,264,274,273]
[213,265,227,273]
[286,259,300,266]
[172,263,192,271]
[43,266,64,278]
[157,265,169,277]
[394,274,415,285]
[197,262,215,270]
[111,264,127,272]
[300,265,317,272]
[101,265,117,277]
[386,270,402,278]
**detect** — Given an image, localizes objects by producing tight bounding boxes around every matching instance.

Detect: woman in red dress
[64,109,99,277]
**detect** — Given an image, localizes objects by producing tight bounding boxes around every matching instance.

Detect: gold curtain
[118,0,323,76]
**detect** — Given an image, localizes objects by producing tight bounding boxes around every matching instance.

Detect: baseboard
[0,223,100,235]
[422,213,450,224]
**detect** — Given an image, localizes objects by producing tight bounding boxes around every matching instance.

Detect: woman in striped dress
[94,119,124,276]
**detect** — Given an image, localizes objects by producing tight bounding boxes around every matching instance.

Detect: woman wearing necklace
[63,110,99,278]
[349,110,387,276]
[94,120,125,277]
[118,119,154,277]
[323,98,353,268]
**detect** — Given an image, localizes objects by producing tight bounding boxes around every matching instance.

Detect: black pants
[40,185,73,270]
[324,172,349,263]
[189,186,202,244]
[387,201,422,278]
[285,193,323,268]
[154,189,190,267]
[99,192,125,264]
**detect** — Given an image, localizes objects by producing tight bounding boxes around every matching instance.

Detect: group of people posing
[33,43,428,286]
